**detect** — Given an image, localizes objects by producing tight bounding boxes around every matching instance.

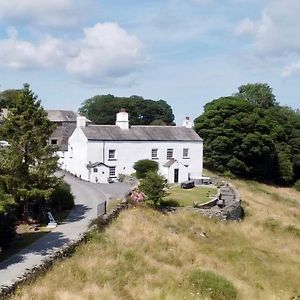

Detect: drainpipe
[103,141,105,164]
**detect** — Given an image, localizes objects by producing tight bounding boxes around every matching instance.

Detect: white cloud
[235,0,300,53]
[0,27,67,69]
[234,18,256,36]
[282,61,300,77]
[0,0,79,28]
[66,23,144,81]
[0,23,144,84]
[234,0,300,77]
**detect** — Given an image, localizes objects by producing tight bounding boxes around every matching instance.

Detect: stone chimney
[77,115,86,127]
[116,109,129,130]
[182,116,193,128]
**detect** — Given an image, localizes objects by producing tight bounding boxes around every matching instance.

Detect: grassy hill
[13,176,300,300]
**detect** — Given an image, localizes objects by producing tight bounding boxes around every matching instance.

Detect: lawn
[12,174,300,299]
[163,185,217,206]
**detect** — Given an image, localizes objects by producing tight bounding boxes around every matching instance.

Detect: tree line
[79,94,175,125]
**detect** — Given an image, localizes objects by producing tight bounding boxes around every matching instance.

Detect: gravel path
[0,171,130,288]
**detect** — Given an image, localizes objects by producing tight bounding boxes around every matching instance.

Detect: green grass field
[163,185,217,206]
[12,175,300,300]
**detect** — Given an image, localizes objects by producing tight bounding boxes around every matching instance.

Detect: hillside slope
[13,178,300,300]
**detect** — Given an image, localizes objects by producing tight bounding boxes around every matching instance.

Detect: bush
[127,189,145,204]
[0,210,17,250]
[48,182,74,211]
[133,159,158,179]
[188,269,238,300]
[160,198,180,207]
[294,179,300,191]
[139,171,167,206]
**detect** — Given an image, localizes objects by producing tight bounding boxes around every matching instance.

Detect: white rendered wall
[89,165,110,183]
[64,127,203,183]
[86,140,203,182]
[64,128,89,180]
[166,161,189,183]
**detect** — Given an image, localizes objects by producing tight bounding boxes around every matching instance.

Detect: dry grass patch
[13,179,300,300]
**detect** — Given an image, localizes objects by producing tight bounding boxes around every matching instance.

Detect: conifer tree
[0,84,59,218]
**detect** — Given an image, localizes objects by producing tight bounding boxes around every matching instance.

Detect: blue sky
[0,0,299,123]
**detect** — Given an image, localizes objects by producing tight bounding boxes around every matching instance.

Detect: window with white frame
[109,166,116,177]
[70,147,73,158]
[183,148,189,159]
[108,149,116,160]
[151,148,158,159]
[167,148,173,160]
[93,168,98,173]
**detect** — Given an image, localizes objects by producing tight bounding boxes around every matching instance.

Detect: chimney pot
[116,110,129,130]
[77,115,86,127]
[182,116,193,128]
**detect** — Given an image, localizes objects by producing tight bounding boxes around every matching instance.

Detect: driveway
[0,171,131,289]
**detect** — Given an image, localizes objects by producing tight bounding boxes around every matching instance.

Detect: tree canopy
[0,84,59,219]
[0,89,22,109]
[133,159,159,179]
[195,84,300,184]
[234,83,278,108]
[79,94,175,125]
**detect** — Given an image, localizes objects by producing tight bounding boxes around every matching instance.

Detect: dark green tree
[0,89,22,109]
[133,159,159,179]
[79,94,175,125]
[195,94,299,184]
[0,84,59,220]
[235,83,277,108]
[139,171,167,206]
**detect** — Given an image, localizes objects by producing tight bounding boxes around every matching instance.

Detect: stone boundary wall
[0,203,129,300]
[197,182,243,221]
[196,190,221,209]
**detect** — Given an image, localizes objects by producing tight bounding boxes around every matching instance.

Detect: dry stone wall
[196,182,243,221]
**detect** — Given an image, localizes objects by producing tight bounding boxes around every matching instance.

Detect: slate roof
[46,110,78,122]
[81,125,202,142]
[163,159,177,167]
[51,123,76,151]
[86,162,109,168]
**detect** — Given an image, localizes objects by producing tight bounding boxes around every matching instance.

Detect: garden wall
[196,182,243,221]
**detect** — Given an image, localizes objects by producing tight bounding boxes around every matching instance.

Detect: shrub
[139,171,167,206]
[294,179,300,191]
[127,189,145,204]
[133,159,158,179]
[188,269,238,300]
[160,198,180,207]
[0,210,17,250]
[48,182,74,211]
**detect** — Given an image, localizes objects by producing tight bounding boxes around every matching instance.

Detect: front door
[174,168,179,183]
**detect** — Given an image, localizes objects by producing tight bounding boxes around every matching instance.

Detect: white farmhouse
[61,110,203,184]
